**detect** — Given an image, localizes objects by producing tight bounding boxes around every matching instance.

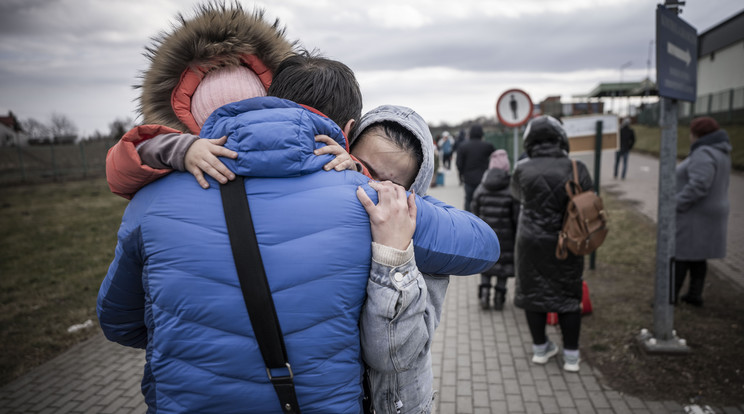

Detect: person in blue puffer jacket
[98,53,499,413]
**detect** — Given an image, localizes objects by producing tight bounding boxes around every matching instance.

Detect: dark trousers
[464,183,476,212]
[675,260,707,301]
[524,310,581,350]
[614,150,630,179]
[442,152,452,169]
[480,274,508,292]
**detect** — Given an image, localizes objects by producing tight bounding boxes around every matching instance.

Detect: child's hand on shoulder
[184,136,238,189]
[314,135,358,172]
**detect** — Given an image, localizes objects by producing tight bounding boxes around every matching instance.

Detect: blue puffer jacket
[98,97,498,413]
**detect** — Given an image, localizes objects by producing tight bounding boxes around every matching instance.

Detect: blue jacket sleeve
[412,194,500,275]
[96,210,148,349]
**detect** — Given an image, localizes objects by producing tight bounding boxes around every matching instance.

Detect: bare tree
[21,118,52,144]
[49,113,78,141]
[22,118,49,139]
[108,117,133,141]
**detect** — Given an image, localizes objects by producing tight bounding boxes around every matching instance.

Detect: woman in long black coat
[510,115,592,373]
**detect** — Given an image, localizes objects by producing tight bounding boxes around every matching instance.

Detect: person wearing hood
[471,149,518,311]
[105,3,295,199]
[126,101,495,413]
[98,5,501,412]
[510,115,593,373]
[674,116,731,307]
[351,106,463,414]
[456,124,496,212]
[99,50,500,413]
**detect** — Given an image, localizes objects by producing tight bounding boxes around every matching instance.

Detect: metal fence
[638,86,744,126]
[0,140,115,185]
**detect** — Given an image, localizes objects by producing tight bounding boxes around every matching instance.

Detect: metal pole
[512,127,519,167]
[590,120,603,270]
[638,97,689,353]
[654,97,676,339]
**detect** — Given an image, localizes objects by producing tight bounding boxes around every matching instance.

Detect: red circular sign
[496,89,534,128]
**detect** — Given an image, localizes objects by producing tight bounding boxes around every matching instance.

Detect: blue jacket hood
[200,96,347,178]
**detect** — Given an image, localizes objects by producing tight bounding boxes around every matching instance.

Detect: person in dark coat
[510,115,592,373]
[471,149,518,310]
[613,117,636,179]
[675,116,731,307]
[453,129,466,153]
[456,124,495,211]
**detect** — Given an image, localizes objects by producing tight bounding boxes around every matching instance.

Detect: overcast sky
[1,0,742,137]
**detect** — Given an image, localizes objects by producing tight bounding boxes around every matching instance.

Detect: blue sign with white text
[656,5,698,102]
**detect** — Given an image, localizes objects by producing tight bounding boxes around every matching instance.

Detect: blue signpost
[655,4,698,101]
[638,3,697,354]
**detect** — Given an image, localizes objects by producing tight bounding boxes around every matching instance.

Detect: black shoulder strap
[220,177,301,414]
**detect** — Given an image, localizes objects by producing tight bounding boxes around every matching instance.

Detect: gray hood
[351,105,434,196]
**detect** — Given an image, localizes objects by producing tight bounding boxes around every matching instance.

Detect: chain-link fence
[0,140,115,185]
[484,126,525,172]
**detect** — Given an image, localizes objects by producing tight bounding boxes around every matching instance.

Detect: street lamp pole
[619,61,632,116]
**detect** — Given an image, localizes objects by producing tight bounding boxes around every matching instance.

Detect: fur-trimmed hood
[139,2,295,134]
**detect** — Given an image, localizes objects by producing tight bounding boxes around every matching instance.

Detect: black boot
[682,261,706,307]
[493,287,506,311]
[682,278,705,306]
[478,284,491,310]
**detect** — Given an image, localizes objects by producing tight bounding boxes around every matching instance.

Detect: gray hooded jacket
[354,105,450,414]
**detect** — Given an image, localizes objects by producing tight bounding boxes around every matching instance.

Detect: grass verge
[583,189,744,406]
[0,178,128,386]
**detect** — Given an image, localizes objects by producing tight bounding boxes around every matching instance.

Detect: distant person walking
[471,149,518,310]
[511,115,592,373]
[675,116,731,307]
[613,117,636,180]
[438,131,454,170]
[456,124,495,211]
[453,129,466,154]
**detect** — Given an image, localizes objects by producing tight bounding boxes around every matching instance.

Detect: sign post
[496,89,533,166]
[638,2,697,354]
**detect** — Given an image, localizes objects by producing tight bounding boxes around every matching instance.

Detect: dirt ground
[581,196,744,407]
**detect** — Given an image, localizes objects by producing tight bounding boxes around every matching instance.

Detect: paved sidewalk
[1,156,742,413]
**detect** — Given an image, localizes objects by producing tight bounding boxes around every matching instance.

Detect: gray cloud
[1,0,741,134]
[299,3,656,74]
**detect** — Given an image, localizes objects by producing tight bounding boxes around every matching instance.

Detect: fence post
[50,141,58,180]
[589,120,603,270]
[729,88,735,122]
[79,141,88,178]
[15,141,26,182]
[707,92,713,115]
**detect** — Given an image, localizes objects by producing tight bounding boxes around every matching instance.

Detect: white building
[688,10,744,120]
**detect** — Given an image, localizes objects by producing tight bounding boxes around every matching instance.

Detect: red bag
[547,281,592,325]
